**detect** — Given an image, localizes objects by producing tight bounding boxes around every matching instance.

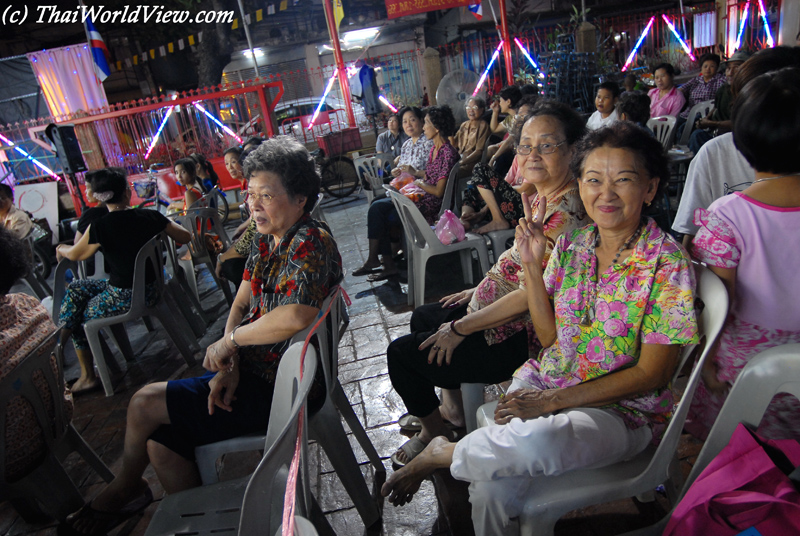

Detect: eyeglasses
[515,141,567,156]
[465,105,481,111]
[245,191,285,206]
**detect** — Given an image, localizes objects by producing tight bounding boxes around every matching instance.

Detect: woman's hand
[494,388,558,424]
[515,193,548,267]
[440,288,475,309]
[203,336,237,372]
[207,366,240,415]
[419,321,467,366]
[490,100,500,114]
[399,164,420,177]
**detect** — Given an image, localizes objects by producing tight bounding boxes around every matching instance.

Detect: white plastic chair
[621,343,800,536]
[172,208,235,306]
[144,342,318,536]
[386,188,490,308]
[0,331,114,522]
[475,264,729,536]
[647,115,677,151]
[83,233,199,396]
[354,154,390,203]
[676,99,714,147]
[162,234,210,339]
[21,232,52,300]
[193,288,384,528]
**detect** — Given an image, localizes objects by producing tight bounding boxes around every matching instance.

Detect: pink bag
[435,210,466,245]
[664,423,800,536]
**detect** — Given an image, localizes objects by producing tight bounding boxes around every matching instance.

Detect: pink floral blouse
[468,181,589,360]
[514,219,699,442]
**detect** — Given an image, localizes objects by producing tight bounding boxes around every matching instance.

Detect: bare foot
[382,436,455,506]
[475,219,511,235]
[88,477,150,513]
[71,376,100,394]
[392,426,455,465]
[439,407,466,429]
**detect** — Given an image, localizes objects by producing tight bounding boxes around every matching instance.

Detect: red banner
[385,0,473,19]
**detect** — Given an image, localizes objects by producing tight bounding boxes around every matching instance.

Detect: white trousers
[450,379,653,536]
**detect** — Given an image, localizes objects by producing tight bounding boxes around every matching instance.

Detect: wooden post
[322,0,356,128]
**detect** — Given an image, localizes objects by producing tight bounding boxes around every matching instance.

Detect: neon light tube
[0,132,60,179]
[622,16,655,72]
[514,37,538,69]
[378,95,398,113]
[736,1,750,50]
[757,0,774,47]
[144,105,174,159]
[308,71,339,130]
[473,41,504,97]
[194,103,243,143]
[661,15,696,62]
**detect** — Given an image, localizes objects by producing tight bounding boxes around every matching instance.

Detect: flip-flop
[390,433,427,468]
[397,413,463,433]
[368,270,399,282]
[58,488,153,536]
[352,265,382,277]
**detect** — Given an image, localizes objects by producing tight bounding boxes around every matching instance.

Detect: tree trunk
[194,0,235,88]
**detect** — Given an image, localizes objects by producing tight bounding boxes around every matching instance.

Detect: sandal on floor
[57,488,154,536]
[368,270,399,282]
[390,433,427,468]
[397,413,463,433]
[352,265,382,277]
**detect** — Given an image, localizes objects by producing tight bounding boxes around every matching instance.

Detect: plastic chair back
[310,193,325,223]
[354,155,388,202]
[647,115,677,151]
[677,99,714,147]
[438,160,461,218]
[21,232,52,300]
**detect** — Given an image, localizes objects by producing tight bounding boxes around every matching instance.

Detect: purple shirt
[648,86,686,117]
[679,73,726,118]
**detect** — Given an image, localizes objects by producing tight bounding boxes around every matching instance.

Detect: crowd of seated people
[19,45,797,536]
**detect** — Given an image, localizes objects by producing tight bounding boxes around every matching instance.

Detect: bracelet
[450,320,467,337]
[229,326,241,349]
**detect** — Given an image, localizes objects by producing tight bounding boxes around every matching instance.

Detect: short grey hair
[243,136,320,213]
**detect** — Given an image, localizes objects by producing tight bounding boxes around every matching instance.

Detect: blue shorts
[148,370,274,461]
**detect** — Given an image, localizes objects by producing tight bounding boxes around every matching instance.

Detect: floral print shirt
[397,136,434,171]
[468,181,589,359]
[514,219,699,442]
[417,142,459,225]
[240,213,342,382]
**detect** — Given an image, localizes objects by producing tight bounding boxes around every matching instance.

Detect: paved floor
[3,192,704,536]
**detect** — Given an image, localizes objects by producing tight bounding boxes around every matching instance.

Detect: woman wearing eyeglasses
[452,97,490,178]
[59,137,343,536]
[385,101,590,467]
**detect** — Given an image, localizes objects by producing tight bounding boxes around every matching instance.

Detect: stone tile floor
[3,193,704,536]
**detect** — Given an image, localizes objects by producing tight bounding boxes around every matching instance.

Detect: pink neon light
[473,41,504,97]
[661,15,696,62]
[144,105,174,159]
[308,71,339,130]
[622,16,655,72]
[378,95,398,113]
[514,37,538,69]
[757,0,774,47]
[736,1,750,50]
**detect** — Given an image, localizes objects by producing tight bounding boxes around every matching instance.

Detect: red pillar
[322,0,357,128]
[498,0,514,85]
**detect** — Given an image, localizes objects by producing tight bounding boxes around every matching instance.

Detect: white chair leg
[84,324,117,396]
[332,381,385,476]
[461,383,485,433]
[459,249,474,285]
[178,257,200,302]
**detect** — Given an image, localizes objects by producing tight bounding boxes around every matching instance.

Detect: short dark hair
[224,146,243,159]
[598,81,621,99]
[243,135,320,212]
[85,167,128,204]
[731,46,800,97]
[571,121,669,203]
[386,113,400,124]
[653,63,676,77]
[398,105,425,124]
[425,105,457,138]
[617,92,651,125]
[520,84,539,97]
[243,136,263,150]
[516,94,540,111]
[698,53,721,68]
[0,227,30,295]
[522,99,587,146]
[0,183,12,201]
[467,97,486,110]
[732,68,800,174]
[499,85,523,108]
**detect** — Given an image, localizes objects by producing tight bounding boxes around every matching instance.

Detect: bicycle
[133,165,171,214]
[311,148,360,198]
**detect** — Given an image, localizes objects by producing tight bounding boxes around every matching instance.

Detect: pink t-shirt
[692,192,800,331]
[648,87,685,118]
[504,157,522,186]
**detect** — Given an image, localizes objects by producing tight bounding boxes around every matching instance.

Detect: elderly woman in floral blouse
[382,122,699,536]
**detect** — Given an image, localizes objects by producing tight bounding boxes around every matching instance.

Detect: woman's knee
[128,383,169,427]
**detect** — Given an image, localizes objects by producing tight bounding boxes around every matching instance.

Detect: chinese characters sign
[385,0,473,20]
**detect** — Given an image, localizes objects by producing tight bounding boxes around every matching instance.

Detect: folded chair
[475,264,729,536]
[621,342,800,536]
[387,188,490,308]
[676,99,714,147]
[194,288,385,528]
[354,153,392,203]
[144,342,318,536]
[647,116,677,151]
[21,232,52,300]
[83,233,199,396]
[0,331,114,522]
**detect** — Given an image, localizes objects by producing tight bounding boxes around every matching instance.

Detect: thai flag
[85,18,110,82]
[468,3,483,20]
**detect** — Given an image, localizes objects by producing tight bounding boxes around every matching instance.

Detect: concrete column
[779,0,800,46]
[305,44,324,96]
[422,47,442,105]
